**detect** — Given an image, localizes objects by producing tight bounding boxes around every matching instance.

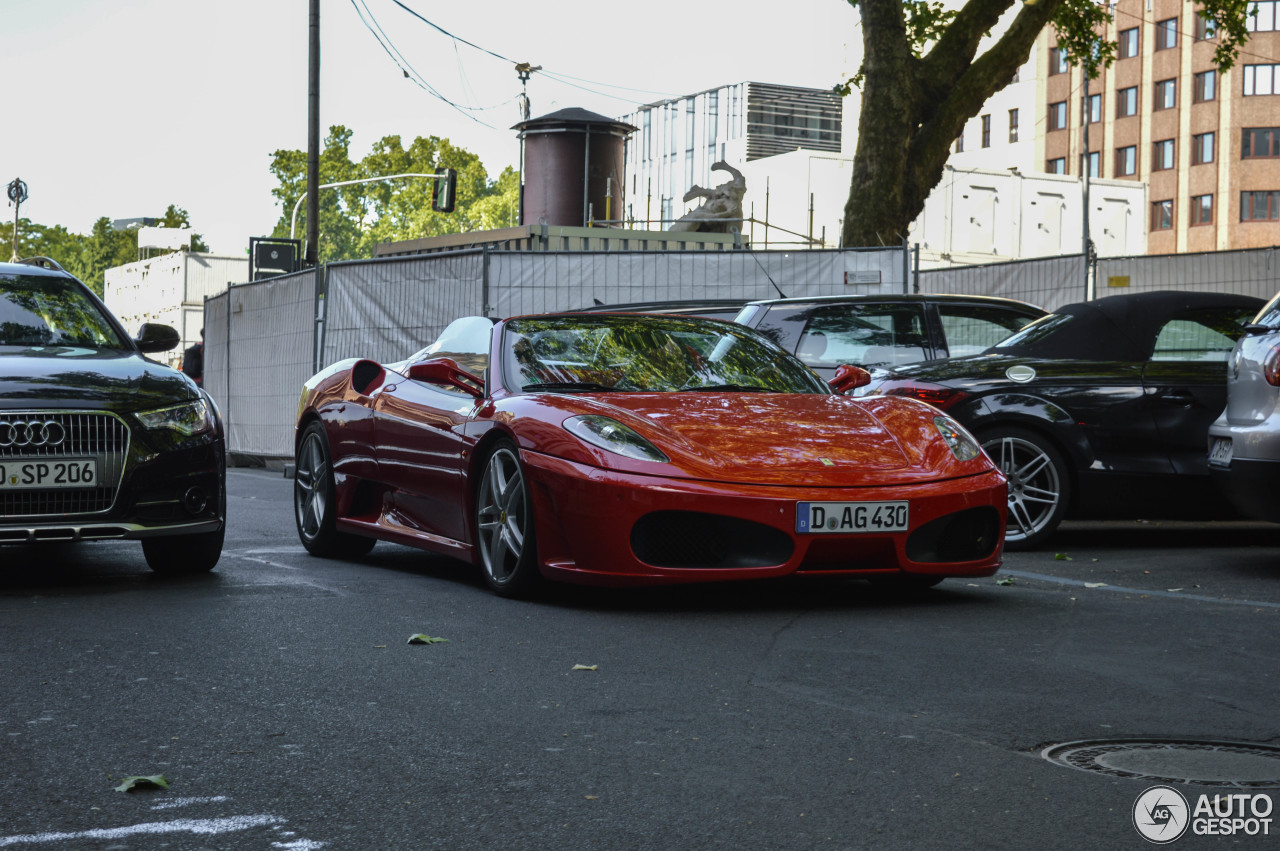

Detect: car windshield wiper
[521,381,625,393]
[679,383,776,393]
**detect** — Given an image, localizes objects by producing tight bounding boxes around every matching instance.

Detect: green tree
[1,204,211,296]
[269,126,519,263]
[840,0,1256,248]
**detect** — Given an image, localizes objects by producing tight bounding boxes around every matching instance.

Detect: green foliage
[1,205,209,297]
[270,126,519,263]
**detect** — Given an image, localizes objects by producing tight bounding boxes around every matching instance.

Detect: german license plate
[0,459,98,490]
[796,501,909,533]
[1209,437,1233,467]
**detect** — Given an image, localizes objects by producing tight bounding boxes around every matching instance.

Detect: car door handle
[1157,391,1196,406]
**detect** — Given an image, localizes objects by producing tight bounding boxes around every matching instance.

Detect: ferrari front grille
[0,411,130,518]
[631,511,793,568]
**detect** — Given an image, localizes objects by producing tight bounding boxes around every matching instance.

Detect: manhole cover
[1042,739,1280,788]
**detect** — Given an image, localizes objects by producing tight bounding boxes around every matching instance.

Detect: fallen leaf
[408,634,449,645]
[1054,553,1073,561]
[571,664,598,671]
[114,775,169,793]
[1084,582,1108,588]
[996,577,1015,586]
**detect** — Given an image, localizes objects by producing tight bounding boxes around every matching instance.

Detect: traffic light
[432,167,457,213]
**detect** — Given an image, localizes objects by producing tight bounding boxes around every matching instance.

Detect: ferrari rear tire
[294,422,376,558]
[979,425,1070,550]
[143,526,224,574]
[475,440,541,598]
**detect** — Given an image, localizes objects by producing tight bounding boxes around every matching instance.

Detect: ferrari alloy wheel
[294,422,376,558]
[980,426,1070,550]
[475,441,540,597]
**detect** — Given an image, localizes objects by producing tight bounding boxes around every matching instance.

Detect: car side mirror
[135,322,181,353]
[828,364,872,394]
[408,358,485,398]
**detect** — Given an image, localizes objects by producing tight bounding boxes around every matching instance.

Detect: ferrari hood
[595,392,916,485]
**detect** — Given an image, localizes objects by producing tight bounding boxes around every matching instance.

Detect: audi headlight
[933,415,982,461]
[563,415,669,462]
[135,399,214,436]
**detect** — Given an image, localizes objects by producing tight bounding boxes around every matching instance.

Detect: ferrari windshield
[0,273,126,349]
[502,315,829,394]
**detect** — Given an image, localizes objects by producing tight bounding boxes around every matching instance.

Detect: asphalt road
[2,467,1278,849]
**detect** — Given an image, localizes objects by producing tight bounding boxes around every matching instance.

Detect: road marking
[1000,569,1280,610]
[0,815,290,846]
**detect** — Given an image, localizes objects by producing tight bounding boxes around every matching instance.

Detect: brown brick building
[1039,0,1280,254]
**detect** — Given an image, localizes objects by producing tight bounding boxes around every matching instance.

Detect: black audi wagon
[0,257,225,573]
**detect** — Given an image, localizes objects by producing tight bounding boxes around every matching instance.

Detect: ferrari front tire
[294,422,376,558]
[475,440,541,598]
[979,425,1070,550]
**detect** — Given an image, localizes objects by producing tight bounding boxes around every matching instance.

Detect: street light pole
[289,173,443,243]
[306,0,321,267]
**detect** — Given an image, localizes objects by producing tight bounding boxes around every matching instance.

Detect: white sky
[2,0,860,255]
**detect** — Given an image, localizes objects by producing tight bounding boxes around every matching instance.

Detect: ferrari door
[370,377,479,543]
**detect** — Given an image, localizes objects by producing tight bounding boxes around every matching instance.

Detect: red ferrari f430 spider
[294,313,1006,596]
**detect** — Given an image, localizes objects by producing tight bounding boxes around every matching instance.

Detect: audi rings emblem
[0,420,67,448]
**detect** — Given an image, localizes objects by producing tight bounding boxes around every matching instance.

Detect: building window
[1195,14,1217,40]
[1248,0,1278,32]
[1117,86,1138,117]
[1050,46,1069,75]
[1119,27,1140,58]
[1048,101,1068,131]
[1193,132,1216,164]
[1244,65,1280,95]
[1242,190,1280,221]
[1116,145,1137,176]
[1153,200,1175,230]
[1047,157,1066,174]
[1155,79,1177,110]
[1194,70,1217,103]
[1154,139,1176,170]
[1192,194,1214,226]
[1157,18,1178,50]
[1009,109,1019,143]
[1084,93,1101,124]
[1084,150,1100,177]
[955,130,964,153]
[981,114,992,148]
[1243,127,1280,158]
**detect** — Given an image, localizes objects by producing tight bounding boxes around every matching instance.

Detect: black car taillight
[883,383,971,410]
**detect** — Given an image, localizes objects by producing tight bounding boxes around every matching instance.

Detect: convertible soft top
[991,290,1264,361]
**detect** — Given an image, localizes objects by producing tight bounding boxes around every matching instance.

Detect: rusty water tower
[514,108,636,227]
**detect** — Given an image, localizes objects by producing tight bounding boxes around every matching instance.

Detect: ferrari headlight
[933,415,982,461]
[564,415,669,462]
[135,398,214,436]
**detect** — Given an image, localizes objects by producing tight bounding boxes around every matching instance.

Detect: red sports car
[293,313,1007,597]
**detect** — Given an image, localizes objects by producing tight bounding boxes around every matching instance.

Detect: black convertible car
[0,258,226,573]
[867,290,1264,547]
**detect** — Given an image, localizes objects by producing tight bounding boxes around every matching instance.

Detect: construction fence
[204,243,1280,458]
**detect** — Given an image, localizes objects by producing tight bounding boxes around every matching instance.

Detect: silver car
[1208,292,1280,521]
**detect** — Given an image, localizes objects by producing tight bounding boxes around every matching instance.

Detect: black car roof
[993,290,1265,361]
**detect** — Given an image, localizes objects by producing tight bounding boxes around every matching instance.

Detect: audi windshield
[0,274,127,349]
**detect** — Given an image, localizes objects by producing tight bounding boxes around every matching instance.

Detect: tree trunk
[842,0,1065,248]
